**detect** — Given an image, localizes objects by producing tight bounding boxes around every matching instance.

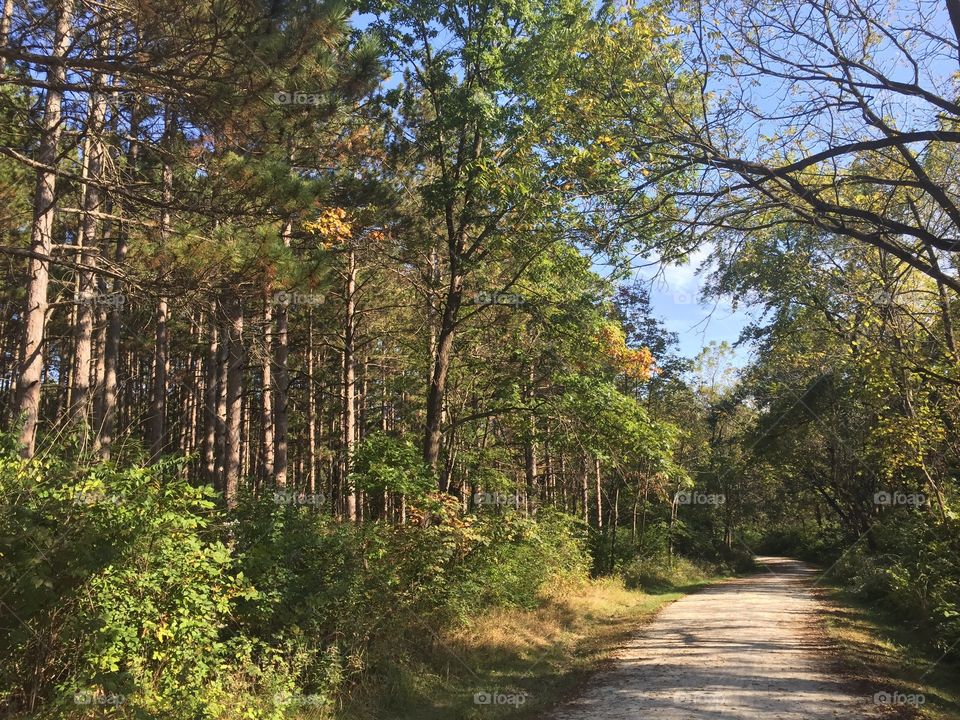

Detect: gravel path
[548,556,878,719]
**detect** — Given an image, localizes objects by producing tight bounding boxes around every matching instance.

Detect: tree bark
[342,244,357,520]
[261,289,275,481]
[93,105,136,459]
[202,302,219,483]
[423,269,463,475]
[148,118,173,460]
[306,309,316,494]
[70,69,107,429]
[273,221,292,488]
[223,291,244,507]
[594,456,603,529]
[16,0,73,457]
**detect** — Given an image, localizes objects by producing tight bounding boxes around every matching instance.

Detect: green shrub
[0,450,272,718]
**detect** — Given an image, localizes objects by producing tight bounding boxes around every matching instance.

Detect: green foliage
[352,432,434,497]
[0,449,275,718]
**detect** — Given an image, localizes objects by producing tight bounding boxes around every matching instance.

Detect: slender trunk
[71,75,107,429]
[273,221,292,487]
[609,485,619,571]
[594,456,603,529]
[223,292,244,507]
[202,303,219,482]
[306,310,316,494]
[94,107,136,459]
[16,0,74,457]
[523,373,537,515]
[261,290,275,480]
[149,297,169,458]
[215,315,228,487]
[343,245,357,521]
[148,121,173,459]
[580,457,589,525]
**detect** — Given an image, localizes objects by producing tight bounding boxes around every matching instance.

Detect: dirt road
[549,557,877,719]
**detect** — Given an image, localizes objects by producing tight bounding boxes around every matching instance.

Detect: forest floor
[546,557,885,720]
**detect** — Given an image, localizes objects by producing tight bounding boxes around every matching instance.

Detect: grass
[817,587,960,720]
[331,569,720,720]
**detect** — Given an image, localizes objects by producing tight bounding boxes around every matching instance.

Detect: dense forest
[0,0,958,717]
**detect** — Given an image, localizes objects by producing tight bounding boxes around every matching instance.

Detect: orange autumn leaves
[596,323,656,380]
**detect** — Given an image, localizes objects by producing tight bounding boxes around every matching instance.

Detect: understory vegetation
[3,0,960,716]
[0,441,727,718]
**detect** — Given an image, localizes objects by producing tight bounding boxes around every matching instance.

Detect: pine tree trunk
[0,0,14,48]
[273,221,292,488]
[149,296,169,458]
[224,291,244,507]
[343,245,357,521]
[70,74,107,429]
[215,315,228,486]
[261,290,275,480]
[148,123,173,459]
[306,310,316,494]
[16,0,74,457]
[202,303,219,482]
[93,106,136,459]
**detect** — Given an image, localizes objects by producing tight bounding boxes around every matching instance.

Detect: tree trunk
[423,270,463,476]
[223,291,244,507]
[0,0,13,48]
[594,456,603,529]
[342,245,357,521]
[580,457,589,525]
[306,310,316,494]
[71,65,108,429]
[93,106,137,459]
[261,289,275,480]
[273,221,292,488]
[148,121,173,459]
[148,296,169,458]
[16,0,74,457]
[215,314,228,486]
[202,303,219,482]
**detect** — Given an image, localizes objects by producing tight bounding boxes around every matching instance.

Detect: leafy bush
[230,495,590,700]
[0,449,274,718]
[0,436,595,718]
[759,511,960,658]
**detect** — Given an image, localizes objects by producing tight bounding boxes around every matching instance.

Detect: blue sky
[629,247,758,367]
